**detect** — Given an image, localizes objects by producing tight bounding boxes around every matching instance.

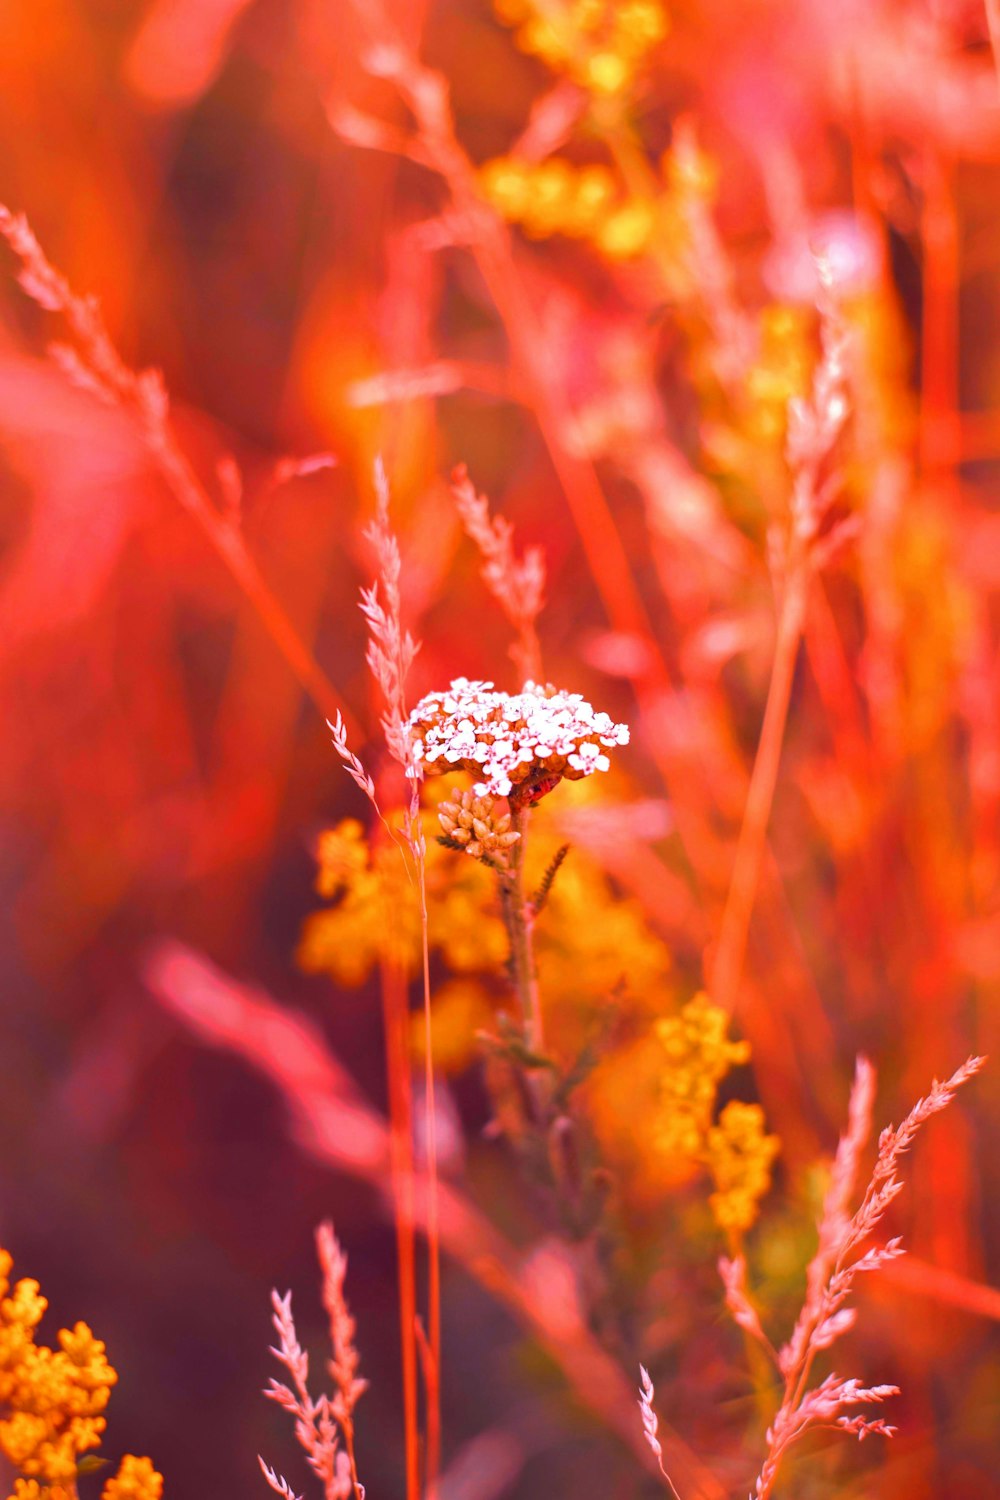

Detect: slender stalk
[710,535,810,1014]
[415,844,441,1500]
[379,952,420,1500]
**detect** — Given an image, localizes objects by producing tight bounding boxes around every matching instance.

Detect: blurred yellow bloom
[493,0,668,93]
[409,979,495,1073]
[299,811,507,986]
[315,819,369,895]
[597,199,655,260]
[744,303,813,443]
[649,995,777,1230]
[707,1101,780,1234]
[655,991,750,1133]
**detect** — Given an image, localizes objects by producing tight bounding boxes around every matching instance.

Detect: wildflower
[596,199,655,260]
[0,1249,159,1497]
[706,1101,780,1234]
[101,1455,164,1500]
[654,991,750,1150]
[651,995,779,1229]
[407,678,629,802]
[409,980,494,1073]
[438,787,521,869]
[493,0,669,95]
[298,809,508,985]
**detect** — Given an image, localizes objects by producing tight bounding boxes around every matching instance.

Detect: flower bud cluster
[479,157,657,259]
[438,789,521,869]
[493,0,668,96]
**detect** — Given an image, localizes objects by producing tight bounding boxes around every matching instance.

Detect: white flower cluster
[407,678,629,798]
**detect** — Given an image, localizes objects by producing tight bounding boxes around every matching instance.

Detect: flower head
[407,679,629,801]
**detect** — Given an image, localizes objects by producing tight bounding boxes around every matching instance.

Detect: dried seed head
[436,786,523,870]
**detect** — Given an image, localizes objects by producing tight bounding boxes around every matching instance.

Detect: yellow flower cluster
[0,1249,162,1500]
[299,818,419,982]
[494,0,668,95]
[100,1455,163,1500]
[299,778,670,1040]
[707,1101,780,1235]
[653,994,777,1232]
[297,809,508,986]
[743,304,814,444]
[479,157,655,260]
[654,992,750,1155]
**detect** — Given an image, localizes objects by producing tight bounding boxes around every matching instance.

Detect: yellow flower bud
[596,199,654,259]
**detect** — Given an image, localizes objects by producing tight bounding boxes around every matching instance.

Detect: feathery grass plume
[262,1227,367,1500]
[725,1054,985,1500]
[327,711,378,810]
[316,1223,367,1500]
[637,1366,682,1500]
[710,254,853,1016]
[450,464,545,684]
[361,458,420,773]
[354,458,440,1500]
[0,205,355,737]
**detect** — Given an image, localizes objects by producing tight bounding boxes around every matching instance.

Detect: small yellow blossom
[10,1481,73,1500]
[493,0,668,95]
[744,304,813,444]
[298,811,508,985]
[584,50,630,93]
[315,819,369,896]
[596,199,655,260]
[562,165,617,236]
[409,980,495,1073]
[0,1248,160,1497]
[706,1101,780,1234]
[101,1454,164,1500]
[654,991,750,1144]
[480,156,626,252]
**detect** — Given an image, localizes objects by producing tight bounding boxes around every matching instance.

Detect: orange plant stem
[379,954,421,1500]
[416,872,440,1500]
[710,539,810,1013]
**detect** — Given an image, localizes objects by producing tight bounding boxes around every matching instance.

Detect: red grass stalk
[0,205,359,739]
[710,266,850,1013]
[362,462,440,1499]
[380,952,422,1500]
